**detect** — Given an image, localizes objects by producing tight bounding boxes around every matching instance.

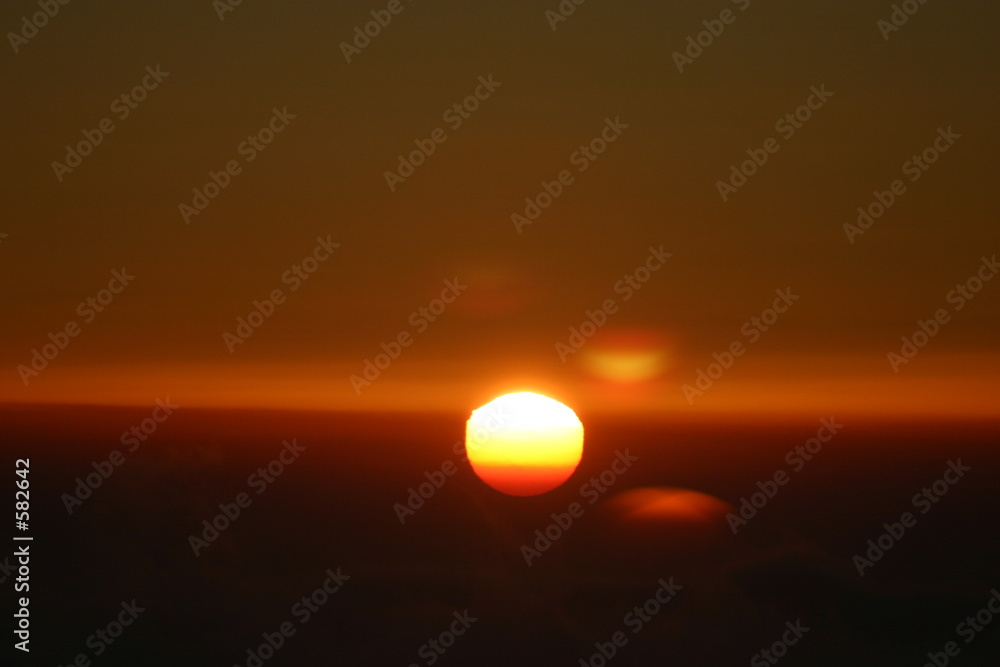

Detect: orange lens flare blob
[607,487,733,527]
[580,328,674,384]
[465,392,584,496]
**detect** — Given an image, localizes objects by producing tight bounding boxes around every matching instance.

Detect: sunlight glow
[465,392,584,496]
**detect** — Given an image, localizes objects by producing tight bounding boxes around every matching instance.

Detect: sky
[1,0,998,417]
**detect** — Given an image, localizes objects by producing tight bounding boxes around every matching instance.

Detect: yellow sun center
[465,392,584,496]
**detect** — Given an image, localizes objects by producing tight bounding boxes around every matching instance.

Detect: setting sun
[465,392,584,496]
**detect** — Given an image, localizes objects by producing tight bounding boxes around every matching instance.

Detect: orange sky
[1,1,997,419]
[3,351,997,421]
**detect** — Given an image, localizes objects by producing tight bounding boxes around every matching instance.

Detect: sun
[465,392,584,496]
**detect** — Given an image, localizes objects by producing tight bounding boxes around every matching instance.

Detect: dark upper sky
[1,0,998,414]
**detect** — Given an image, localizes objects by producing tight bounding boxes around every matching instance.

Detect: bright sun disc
[465,392,584,496]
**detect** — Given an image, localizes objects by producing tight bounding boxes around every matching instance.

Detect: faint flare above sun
[465,392,584,496]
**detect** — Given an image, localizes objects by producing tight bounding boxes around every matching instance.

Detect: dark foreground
[2,404,999,666]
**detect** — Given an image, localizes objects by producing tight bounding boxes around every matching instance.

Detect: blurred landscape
[4,404,999,665]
